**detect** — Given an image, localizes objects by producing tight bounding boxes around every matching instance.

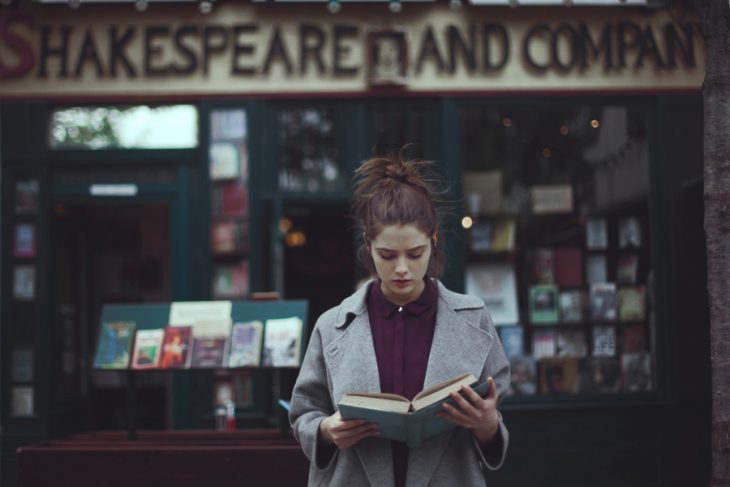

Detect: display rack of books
[460,104,655,400]
[9,176,41,419]
[93,299,308,435]
[209,109,250,299]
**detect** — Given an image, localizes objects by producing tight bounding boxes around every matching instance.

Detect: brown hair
[352,151,446,278]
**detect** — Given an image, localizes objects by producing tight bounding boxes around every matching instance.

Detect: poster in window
[12,386,34,417]
[15,179,39,215]
[13,265,36,300]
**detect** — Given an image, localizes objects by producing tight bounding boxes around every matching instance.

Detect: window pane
[461,103,654,397]
[50,105,198,149]
[277,108,343,193]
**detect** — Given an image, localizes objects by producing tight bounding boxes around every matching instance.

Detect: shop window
[50,105,198,149]
[460,104,654,398]
[277,108,343,193]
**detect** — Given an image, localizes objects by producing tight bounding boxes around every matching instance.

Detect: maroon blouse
[367,278,437,487]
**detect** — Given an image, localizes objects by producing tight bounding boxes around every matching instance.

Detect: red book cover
[159,326,192,369]
[555,247,583,287]
[221,182,248,217]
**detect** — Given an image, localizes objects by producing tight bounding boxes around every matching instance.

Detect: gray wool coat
[289,279,510,487]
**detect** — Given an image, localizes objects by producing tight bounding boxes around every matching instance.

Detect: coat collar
[331,279,493,487]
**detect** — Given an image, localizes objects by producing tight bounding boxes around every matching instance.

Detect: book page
[339,393,411,414]
[411,373,476,411]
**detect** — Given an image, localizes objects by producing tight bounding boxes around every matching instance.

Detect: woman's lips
[393,279,412,288]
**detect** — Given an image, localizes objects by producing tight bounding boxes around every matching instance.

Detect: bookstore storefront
[0,2,710,486]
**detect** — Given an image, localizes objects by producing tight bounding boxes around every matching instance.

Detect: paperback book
[590,283,618,322]
[554,247,583,287]
[556,330,588,358]
[491,219,516,252]
[617,253,639,285]
[539,357,580,394]
[528,249,555,285]
[586,254,608,285]
[578,357,621,393]
[190,338,229,368]
[131,329,165,369]
[498,325,524,358]
[469,221,492,253]
[592,326,617,357]
[586,218,608,250]
[529,285,559,324]
[94,321,136,369]
[559,291,585,324]
[465,263,519,325]
[531,330,557,359]
[159,326,192,369]
[618,287,646,322]
[621,352,652,392]
[228,321,264,367]
[507,356,537,397]
[619,217,642,249]
[262,317,303,367]
[338,373,488,448]
[621,324,646,353]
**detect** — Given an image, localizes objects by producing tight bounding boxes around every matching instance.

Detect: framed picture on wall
[367,28,409,86]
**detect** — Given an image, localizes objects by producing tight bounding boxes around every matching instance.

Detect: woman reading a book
[290,154,510,487]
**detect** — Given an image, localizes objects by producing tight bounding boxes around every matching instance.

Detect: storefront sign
[0,4,704,96]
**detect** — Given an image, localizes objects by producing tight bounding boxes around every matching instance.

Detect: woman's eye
[409,253,424,259]
[379,254,396,260]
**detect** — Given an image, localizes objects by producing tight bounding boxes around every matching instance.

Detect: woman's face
[369,223,433,305]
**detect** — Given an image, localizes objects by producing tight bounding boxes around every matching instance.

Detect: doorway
[50,202,172,432]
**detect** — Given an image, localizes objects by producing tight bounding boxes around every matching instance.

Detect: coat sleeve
[471,308,510,471]
[289,320,339,470]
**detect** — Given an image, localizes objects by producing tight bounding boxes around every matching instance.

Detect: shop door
[50,201,173,433]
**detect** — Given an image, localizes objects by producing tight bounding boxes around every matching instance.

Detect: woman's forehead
[372,224,430,247]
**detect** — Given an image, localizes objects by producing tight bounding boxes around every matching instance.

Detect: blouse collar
[369,277,437,318]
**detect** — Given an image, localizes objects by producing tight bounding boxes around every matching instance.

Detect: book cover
[531,330,556,359]
[228,321,264,367]
[491,220,516,252]
[209,141,241,180]
[618,286,646,322]
[559,291,585,323]
[211,220,248,255]
[212,261,250,298]
[590,282,618,322]
[556,330,588,358]
[190,338,229,368]
[469,221,492,252]
[498,325,524,358]
[592,326,617,357]
[465,263,519,325]
[578,357,621,393]
[94,321,136,369]
[15,179,39,215]
[338,373,488,448]
[262,317,303,367]
[539,357,580,394]
[621,352,652,392]
[554,247,583,287]
[586,254,608,285]
[159,326,192,369]
[617,253,639,285]
[13,265,35,301]
[221,182,249,218]
[622,324,647,353]
[507,356,537,397]
[586,218,608,250]
[530,184,574,214]
[529,285,559,324]
[528,249,555,285]
[14,223,36,258]
[189,318,232,368]
[619,216,642,249]
[131,329,165,369]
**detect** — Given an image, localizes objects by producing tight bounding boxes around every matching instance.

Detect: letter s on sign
[0,11,36,80]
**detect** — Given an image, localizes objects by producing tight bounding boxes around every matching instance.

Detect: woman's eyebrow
[375,245,427,252]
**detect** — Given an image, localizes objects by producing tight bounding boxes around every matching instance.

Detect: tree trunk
[696,0,730,485]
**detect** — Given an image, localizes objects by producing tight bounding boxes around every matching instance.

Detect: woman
[289,155,510,487]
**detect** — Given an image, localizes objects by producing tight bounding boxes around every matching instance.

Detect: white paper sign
[169,301,232,326]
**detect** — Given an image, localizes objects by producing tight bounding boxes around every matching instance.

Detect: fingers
[331,422,379,449]
[485,376,498,401]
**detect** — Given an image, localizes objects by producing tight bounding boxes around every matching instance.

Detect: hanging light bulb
[327,0,341,13]
[134,0,148,11]
[199,0,214,14]
[389,0,402,13]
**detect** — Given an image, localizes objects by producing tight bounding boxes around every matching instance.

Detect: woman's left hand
[436,376,500,446]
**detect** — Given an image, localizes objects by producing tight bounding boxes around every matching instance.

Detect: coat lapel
[405,282,494,487]
[324,284,395,487]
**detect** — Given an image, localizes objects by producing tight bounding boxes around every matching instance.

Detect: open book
[338,373,488,448]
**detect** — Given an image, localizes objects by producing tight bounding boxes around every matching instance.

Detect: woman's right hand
[319,411,379,449]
